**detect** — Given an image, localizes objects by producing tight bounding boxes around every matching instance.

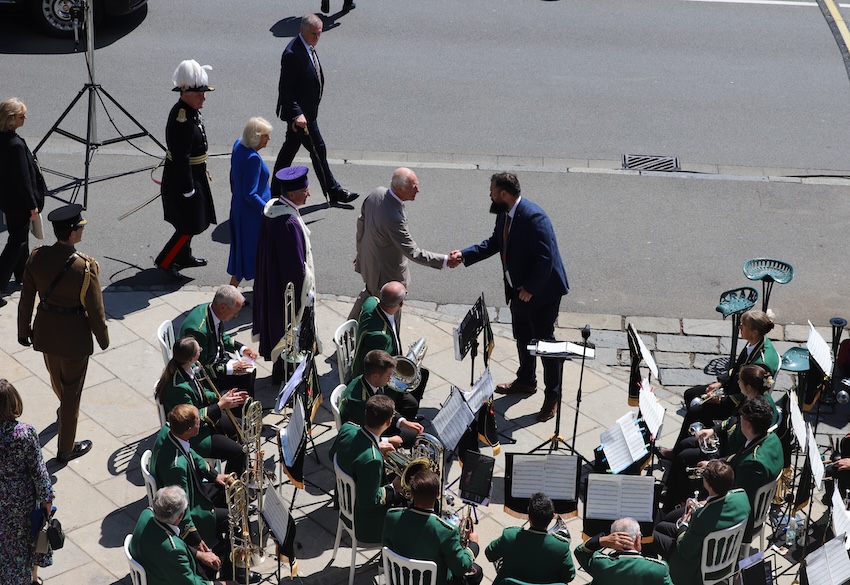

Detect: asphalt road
[0,0,848,324]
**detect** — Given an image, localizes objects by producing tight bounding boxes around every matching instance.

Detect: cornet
[676,490,705,529]
[688,422,719,455]
[689,387,725,409]
[685,465,704,480]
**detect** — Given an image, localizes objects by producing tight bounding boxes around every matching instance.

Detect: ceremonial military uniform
[129,507,209,585]
[149,425,221,548]
[18,205,108,460]
[668,488,750,585]
[329,422,396,543]
[486,526,575,585]
[384,506,478,585]
[728,431,783,541]
[574,535,671,585]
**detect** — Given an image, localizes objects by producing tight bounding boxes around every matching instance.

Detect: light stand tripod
[33,0,164,209]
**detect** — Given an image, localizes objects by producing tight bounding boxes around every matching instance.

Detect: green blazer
[486,526,575,585]
[384,506,477,585]
[149,425,219,547]
[330,422,395,543]
[129,507,211,585]
[351,296,400,379]
[728,432,783,541]
[668,489,750,585]
[179,303,244,379]
[574,535,671,585]
[159,368,220,457]
[724,337,781,408]
[339,375,403,429]
[721,393,778,454]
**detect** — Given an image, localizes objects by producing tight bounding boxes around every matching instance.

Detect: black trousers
[510,294,562,402]
[272,120,341,197]
[0,211,30,292]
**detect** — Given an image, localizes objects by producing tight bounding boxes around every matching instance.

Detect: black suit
[274,34,342,198]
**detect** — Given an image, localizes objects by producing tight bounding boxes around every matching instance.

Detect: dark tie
[310,46,323,96]
[215,321,226,363]
[501,214,512,265]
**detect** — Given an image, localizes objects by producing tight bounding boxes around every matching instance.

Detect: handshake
[446,250,464,269]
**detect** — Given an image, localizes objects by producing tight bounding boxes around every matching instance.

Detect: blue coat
[461,198,568,306]
[227,139,270,281]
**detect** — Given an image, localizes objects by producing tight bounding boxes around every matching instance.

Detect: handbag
[45,517,65,550]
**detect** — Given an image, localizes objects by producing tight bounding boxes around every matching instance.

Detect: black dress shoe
[330,188,359,204]
[58,440,93,462]
[0,298,7,308]
[182,257,207,268]
[234,568,262,584]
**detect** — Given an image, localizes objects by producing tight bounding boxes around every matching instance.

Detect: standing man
[274,13,358,205]
[452,172,569,423]
[253,166,316,366]
[350,167,457,321]
[18,204,108,462]
[155,59,216,278]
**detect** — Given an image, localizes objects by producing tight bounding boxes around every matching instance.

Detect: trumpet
[689,387,725,409]
[688,422,719,455]
[685,465,704,480]
[389,337,428,393]
[225,478,262,581]
[676,490,705,529]
[383,433,444,500]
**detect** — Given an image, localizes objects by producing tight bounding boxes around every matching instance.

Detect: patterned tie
[310,46,323,97]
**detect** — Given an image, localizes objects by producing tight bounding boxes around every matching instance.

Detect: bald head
[379,281,406,313]
[390,167,419,201]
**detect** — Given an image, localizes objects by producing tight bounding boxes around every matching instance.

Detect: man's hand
[198,540,212,553]
[232,360,254,374]
[599,532,634,551]
[835,458,850,472]
[379,440,398,455]
[467,530,479,544]
[241,347,259,360]
[219,389,248,410]
[293,115,308,130]
[449,250,464,267]
[399,419,424,434]
[518,286,533,302]
[215,473,234,487]
[196,549,222,570]
[696,428,715,442]
[29,208,38,221]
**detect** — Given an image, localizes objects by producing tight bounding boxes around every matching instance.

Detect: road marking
[687,0,850,6]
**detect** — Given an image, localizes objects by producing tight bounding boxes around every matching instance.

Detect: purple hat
[275,166,309,192]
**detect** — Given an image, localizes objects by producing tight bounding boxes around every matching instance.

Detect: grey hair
[153,486,188,524]
[390,168,415,192]
[610,517,641,541]
[379,282,406,309]
[301,13,322,31]
[213,284,244,308]
[241,117,273,150]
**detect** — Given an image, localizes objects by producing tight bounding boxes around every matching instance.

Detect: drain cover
[622,154,680,171]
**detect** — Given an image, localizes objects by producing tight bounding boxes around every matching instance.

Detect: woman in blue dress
[227,116,273,286]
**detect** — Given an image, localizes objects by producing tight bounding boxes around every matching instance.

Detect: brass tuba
[383,432,443,500]
[389,337,428,393]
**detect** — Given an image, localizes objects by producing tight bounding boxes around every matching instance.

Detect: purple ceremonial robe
[253,201,307,360]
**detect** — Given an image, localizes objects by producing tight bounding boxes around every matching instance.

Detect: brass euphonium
[383,433,444,500]
[389,337,428,393]
[225,478,262,581]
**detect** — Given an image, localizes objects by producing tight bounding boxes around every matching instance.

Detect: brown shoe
[495,380,537,395]
[536,398,558,422]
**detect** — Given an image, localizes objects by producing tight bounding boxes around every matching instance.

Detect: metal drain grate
[622,154,680,171]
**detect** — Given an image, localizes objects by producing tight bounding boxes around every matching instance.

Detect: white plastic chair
[124,534,148,585]
[156,320,175,368]
[332,455,381,585]
[741,474,781,557]
[140,450,157,508]
[701,518,747,585]
[334,319,358,384]
[382,546,438,585]
[330,384,346,430]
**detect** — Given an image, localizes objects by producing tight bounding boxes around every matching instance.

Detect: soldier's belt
[165,151,209,165]
[39,302,85,315]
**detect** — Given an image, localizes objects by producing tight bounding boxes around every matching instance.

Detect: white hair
[241,117,273,149]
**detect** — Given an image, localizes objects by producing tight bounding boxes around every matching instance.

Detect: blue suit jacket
[461,198,568,306]
[276,35,322,122]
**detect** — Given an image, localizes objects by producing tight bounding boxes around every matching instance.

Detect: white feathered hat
[172,59,214,92]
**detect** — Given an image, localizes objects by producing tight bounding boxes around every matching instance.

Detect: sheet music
[805,534,850,585]
[639,385,665,439]
[807,424,825,487]
[807,321,834,378]
[789,394,807,451]
[453,326,463,362]
[530,341,595,359]
[262,484,292,545]
[585,474,655,522]
[629,324,659,379]
[432,388,474,453]
[510,454,578,501]
[275,357,308,413]
[280,399,305,467]
[600,412,648,473]
[461,368,495,415]
[832,485,850,550]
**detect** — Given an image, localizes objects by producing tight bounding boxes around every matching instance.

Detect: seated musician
[130,485,237,585]
[155,336,248,475]
[650,460,750,585]
[150,404,260,583]
[662,364,778,509]
[574,517,671,585]
[486,492,575,585]
[667,310,779,449]
[350,281,425,422]
[384,469,483,585]
[178,285,259,407]
[329,394,401,543]
[340,349,424,447]
[825,430,850,503]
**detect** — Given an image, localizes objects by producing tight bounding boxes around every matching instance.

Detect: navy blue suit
[462,197,568,401]
[274,34,341,197]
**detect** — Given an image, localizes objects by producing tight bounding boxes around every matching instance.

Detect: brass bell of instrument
[389,337,428,393]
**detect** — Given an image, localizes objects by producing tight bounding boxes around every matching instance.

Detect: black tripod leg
[33,85,91,154]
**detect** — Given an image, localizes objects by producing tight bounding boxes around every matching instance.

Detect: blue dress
[0,421,54,585]
[227,139,271,281]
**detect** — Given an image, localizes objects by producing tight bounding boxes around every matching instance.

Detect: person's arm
[84,259,109,350]
[388,211,446,270]
[168,107,197,196]
[8,140,39,211]
[441,526,476,578]
[278,49,304,122]
[236,153,270,215]
[356,456,394,511]
[560,542,577,583]
[459,222,500,267]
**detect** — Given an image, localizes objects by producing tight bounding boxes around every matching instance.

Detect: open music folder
[600,412,649,473]
[583,473,656,538]
[804,534,850,585]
